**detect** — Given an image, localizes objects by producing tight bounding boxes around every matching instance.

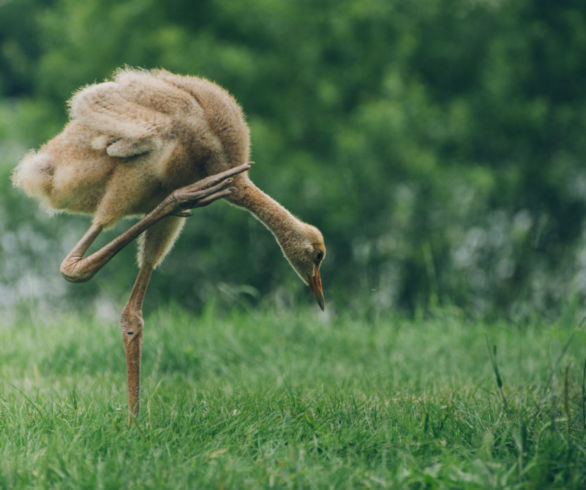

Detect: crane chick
[12,68,326,419]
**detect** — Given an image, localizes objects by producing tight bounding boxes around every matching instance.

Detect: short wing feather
[68,82,173,158]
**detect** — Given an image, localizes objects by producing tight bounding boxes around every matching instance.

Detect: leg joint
[121,307,144,338]
[60,256,95,283]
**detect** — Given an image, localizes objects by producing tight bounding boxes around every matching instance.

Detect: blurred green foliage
[1,0,586,317]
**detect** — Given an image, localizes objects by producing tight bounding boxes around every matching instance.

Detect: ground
[1,305,585,488]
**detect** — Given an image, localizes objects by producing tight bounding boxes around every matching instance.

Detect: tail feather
[12,150,55,204]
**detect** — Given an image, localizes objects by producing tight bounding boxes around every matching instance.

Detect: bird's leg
[121,263,153,423]
[60,224,105,282]
[60,162,252,282]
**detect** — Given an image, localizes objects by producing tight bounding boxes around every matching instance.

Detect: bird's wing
[68,82,173,158]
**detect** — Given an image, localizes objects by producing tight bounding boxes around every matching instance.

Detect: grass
[0,304,585,488]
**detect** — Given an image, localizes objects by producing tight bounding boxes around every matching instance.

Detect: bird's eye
[316,251,324,263]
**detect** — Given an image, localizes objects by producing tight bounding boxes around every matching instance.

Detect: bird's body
[13,68,326,421]
[14,69,250,226]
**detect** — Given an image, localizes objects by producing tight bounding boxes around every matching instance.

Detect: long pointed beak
[308,268,325,311]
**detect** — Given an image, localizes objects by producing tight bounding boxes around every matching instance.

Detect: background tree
[1,0,586,318]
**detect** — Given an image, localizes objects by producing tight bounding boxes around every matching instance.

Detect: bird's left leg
[60,162,251,282]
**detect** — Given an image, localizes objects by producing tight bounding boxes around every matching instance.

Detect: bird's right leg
[121,262,152,423]
[121,215,184,423]
[60,162,252,282]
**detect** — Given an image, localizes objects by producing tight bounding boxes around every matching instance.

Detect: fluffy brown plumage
[14,69,250,224]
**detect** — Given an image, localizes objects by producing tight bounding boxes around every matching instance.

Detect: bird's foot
[166,162,252,215]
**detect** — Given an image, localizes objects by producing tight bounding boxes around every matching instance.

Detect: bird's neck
[229,176,304,249]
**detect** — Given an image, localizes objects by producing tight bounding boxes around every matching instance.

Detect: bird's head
[280,223,326,310]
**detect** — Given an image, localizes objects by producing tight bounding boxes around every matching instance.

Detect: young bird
[13,68,326,419]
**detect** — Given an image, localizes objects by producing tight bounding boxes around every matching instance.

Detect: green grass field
[1,305,585,489]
